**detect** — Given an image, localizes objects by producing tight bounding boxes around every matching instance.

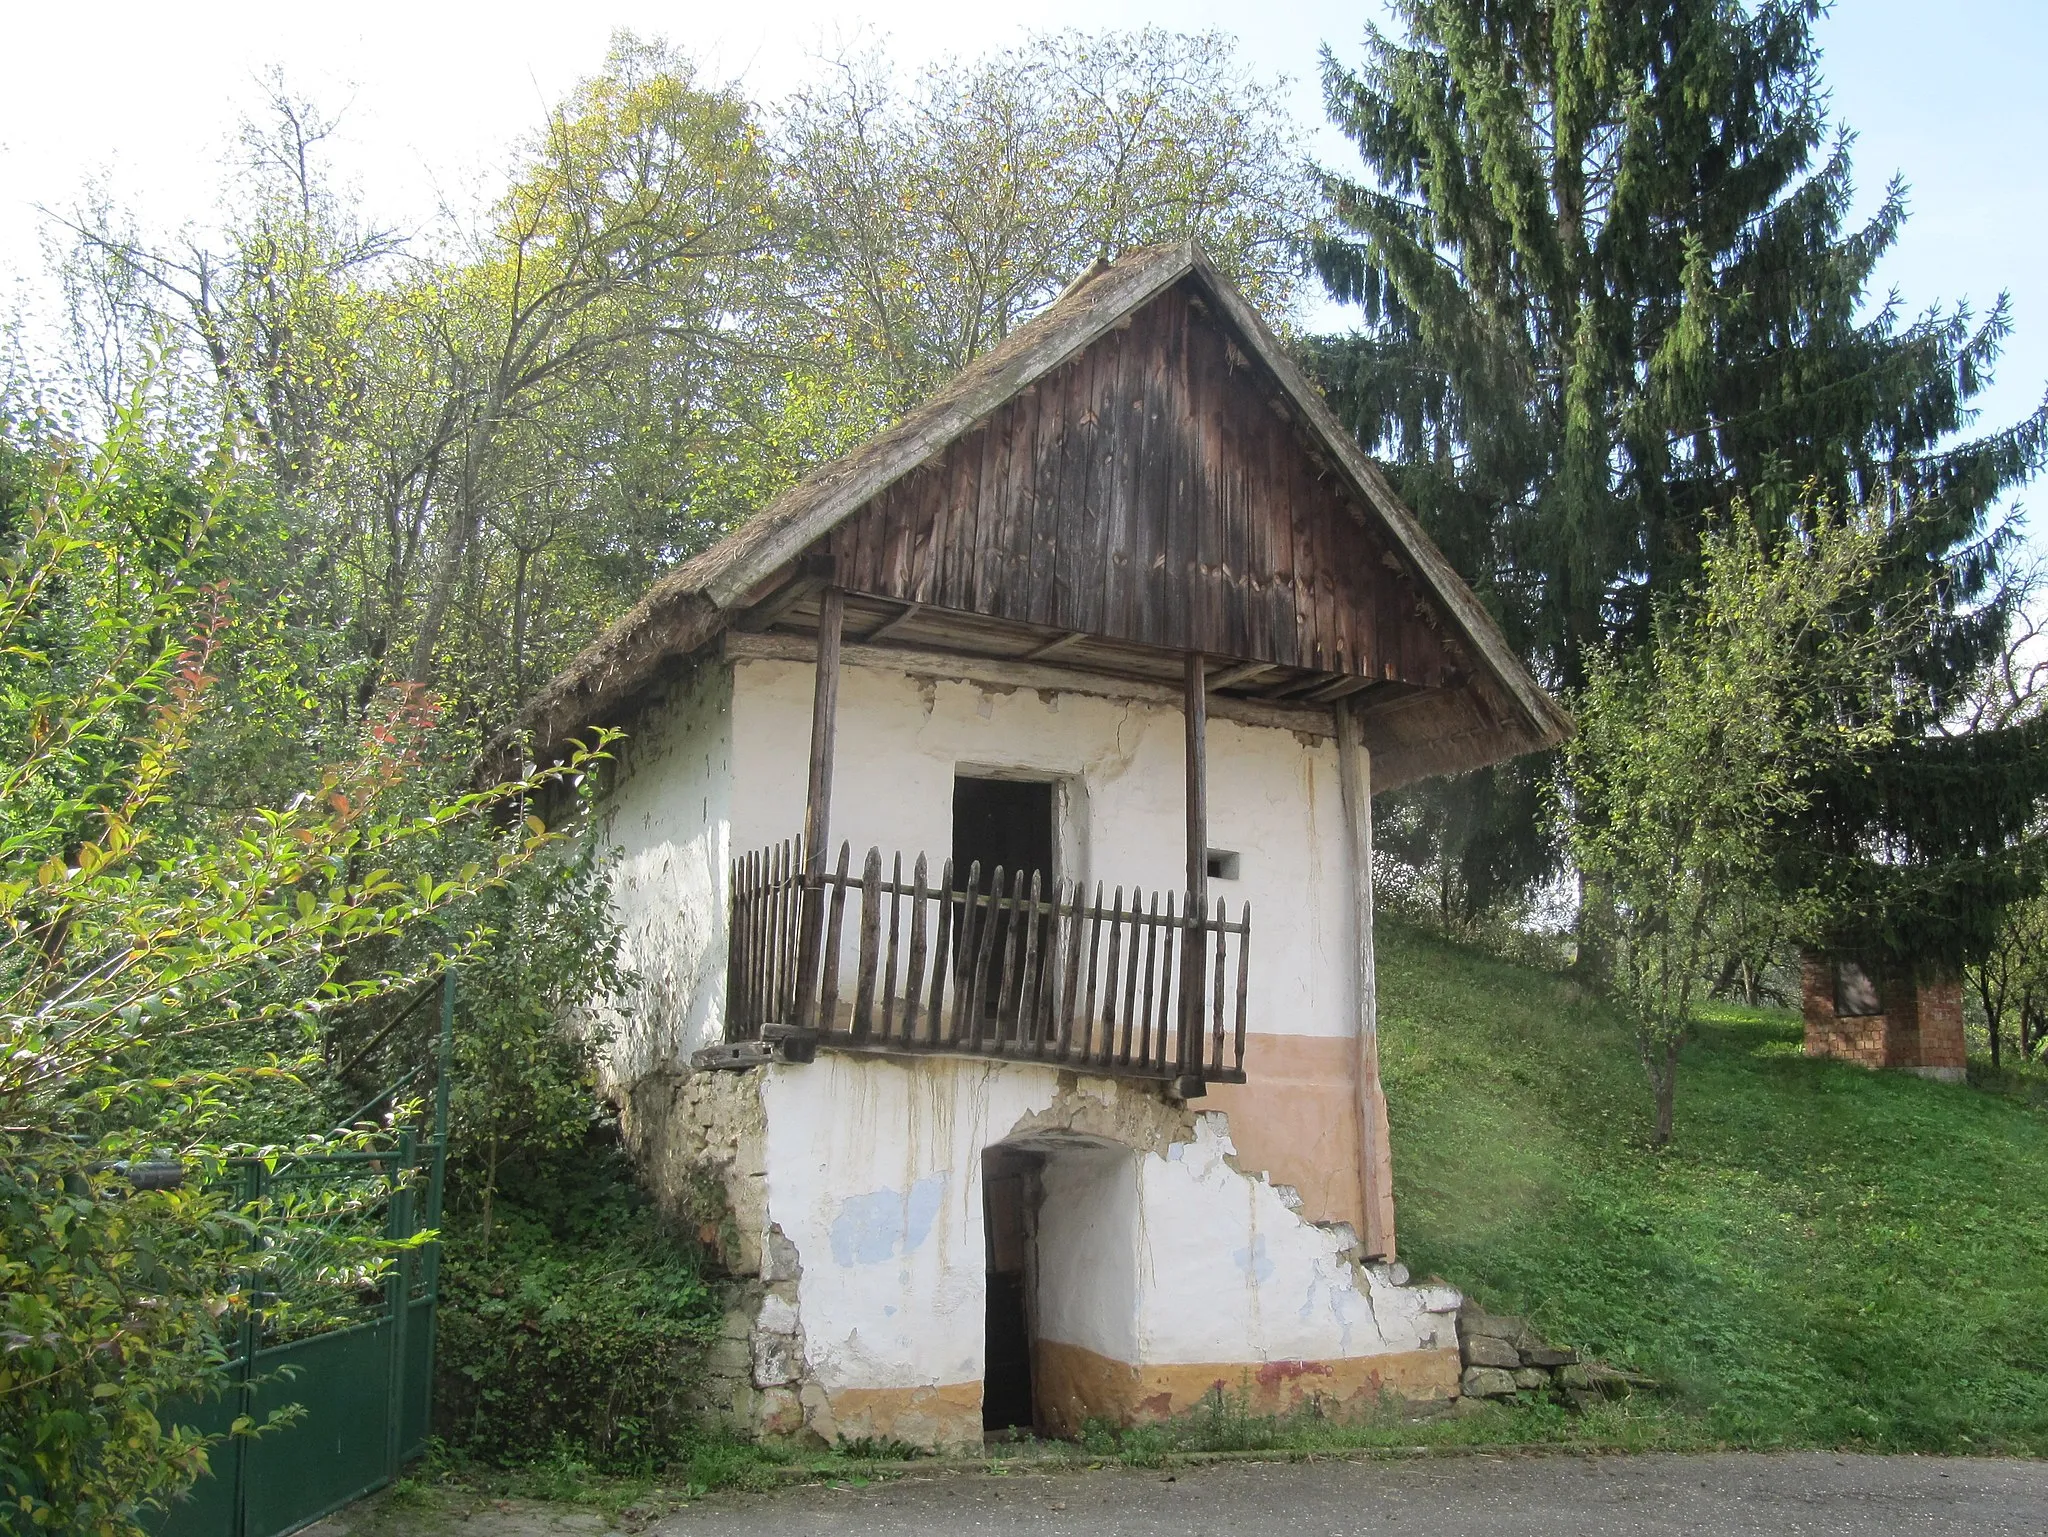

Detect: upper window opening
[952,776,1055,890]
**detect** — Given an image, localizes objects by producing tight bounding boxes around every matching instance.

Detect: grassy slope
[1379,919,2048,1454]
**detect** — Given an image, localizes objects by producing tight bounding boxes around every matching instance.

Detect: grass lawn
[1379,919,2048,1455]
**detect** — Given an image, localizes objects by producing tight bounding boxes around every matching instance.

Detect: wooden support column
[1333,696,1396,1260]
[792,587,845,1031]
[1177,652,1209,1096]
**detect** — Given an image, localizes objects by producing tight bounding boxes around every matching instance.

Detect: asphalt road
[645,1453,2047,1536]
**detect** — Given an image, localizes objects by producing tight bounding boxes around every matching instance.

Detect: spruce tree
[1311,0,2048,967]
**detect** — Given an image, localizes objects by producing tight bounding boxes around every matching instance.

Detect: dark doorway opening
[952,776,1055,891]
[981,1147,1038,1435]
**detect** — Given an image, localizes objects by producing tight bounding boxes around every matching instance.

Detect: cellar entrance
[980,1146,1038,1434]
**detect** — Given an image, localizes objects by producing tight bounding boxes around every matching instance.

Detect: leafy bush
[433,1146,720,1470]
[0,403,599,1535]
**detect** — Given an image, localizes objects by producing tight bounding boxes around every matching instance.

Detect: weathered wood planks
[826,281,1457,690]
[721,836,1250,1087]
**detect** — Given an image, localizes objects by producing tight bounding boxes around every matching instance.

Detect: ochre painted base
[1031,1338,1460,1438]
[818,1381,984,1449]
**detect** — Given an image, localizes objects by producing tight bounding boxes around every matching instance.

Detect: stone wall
[614,1067,803,1434]
[1454,1306,1656,1410]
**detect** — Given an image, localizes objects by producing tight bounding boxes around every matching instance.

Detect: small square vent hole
[1206,849,1241,881]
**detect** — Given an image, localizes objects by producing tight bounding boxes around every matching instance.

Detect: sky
[4,0,2044,518]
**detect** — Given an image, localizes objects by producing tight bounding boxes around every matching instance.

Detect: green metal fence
[151,976,454,1537]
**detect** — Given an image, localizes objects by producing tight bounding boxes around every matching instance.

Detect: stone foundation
[1453,1305,1658,1409]
[622,1055,1473,1449]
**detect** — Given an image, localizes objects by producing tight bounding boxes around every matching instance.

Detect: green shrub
[433,1149,720,1470]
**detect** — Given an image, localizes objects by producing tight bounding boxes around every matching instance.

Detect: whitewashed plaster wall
[597,662,734,1083]
[757,1053,1068,1398]
[1031,1116,1447,1368]
[1127,1115,1446,1361]
[726,657,1355,1045]
[756,1054,1445,1405]
[1032,1143,1142,1362]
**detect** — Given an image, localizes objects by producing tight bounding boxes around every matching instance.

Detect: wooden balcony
[716,838,1249,1091]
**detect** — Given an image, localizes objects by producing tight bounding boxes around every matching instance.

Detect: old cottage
[509,244,1571,1447]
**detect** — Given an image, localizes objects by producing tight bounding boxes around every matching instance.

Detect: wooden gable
[825,280,1461,690]
[506,244,1567,791]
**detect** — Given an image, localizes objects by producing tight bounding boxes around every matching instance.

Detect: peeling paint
[829,1175,947,1266]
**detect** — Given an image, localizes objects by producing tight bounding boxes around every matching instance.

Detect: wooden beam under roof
[1204,659,1281,692]
[723,630,1339,740]
[1022,630,1091,661]
[1304,674,1381,705]
[860,602,924,644]
[732,573,824,633]
[1255,672,1335,701]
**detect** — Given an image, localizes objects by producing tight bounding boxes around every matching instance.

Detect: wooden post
[1177,651,1209,1096]
[792,586,845,1031]
[1333,695,1396,1260]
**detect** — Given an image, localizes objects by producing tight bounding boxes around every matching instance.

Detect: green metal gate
[152,977,453,1537]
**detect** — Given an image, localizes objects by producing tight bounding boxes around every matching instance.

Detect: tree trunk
[1642,1035,1681,1148]
[510,545,532,701]
[1651,1041,1679,1147]
[1711,952,1742,999]
[1575,870,1615,981]
[1974,966,2005,1069]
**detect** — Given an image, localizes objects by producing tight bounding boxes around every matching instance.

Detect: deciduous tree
[1566,508,1911,1144]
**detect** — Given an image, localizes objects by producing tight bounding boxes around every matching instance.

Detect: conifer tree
[1311,0,2048,963]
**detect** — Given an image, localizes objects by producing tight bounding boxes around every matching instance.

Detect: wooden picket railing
[724,838,1249,1086]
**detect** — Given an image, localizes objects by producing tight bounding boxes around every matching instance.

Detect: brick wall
[1802,949,1966,1076]
[1803,950,1888,1068]
[1900,974,1966,1073]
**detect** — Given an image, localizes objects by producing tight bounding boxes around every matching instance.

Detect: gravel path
[313,1452,2048,1536]
[647,1452,2046,1536]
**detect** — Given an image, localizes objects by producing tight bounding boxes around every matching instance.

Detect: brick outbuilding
[1801,951,1966,1083]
